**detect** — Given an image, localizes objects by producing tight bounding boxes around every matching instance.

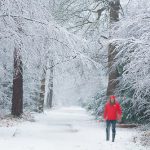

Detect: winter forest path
[0,107,146,150]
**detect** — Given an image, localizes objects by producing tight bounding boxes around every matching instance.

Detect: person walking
[104,95,122,142]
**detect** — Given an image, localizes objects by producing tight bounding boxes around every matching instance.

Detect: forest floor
[0,107,148,150]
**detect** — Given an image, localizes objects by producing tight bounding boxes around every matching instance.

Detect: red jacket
[104,101,122,120]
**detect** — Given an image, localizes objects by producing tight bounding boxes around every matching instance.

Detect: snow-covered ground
[0,107,147,150]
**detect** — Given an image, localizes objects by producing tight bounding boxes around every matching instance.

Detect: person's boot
[112,133,115,142]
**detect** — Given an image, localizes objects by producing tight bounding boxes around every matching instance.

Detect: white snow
[0,107,146,150]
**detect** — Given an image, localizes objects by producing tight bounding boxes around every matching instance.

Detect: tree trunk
[38,72,46,113]
[11,47,23,117]
[107,0,120,96]
[46,60,53,108]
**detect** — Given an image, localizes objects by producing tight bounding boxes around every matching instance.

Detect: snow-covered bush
[83,90,107,118]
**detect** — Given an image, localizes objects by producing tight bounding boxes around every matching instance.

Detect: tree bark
[107,0,120,96]
[38,73,46,113]
[11,47,23,117]
[46,60,53,108]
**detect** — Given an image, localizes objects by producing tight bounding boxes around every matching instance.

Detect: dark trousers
[106,120,116,142]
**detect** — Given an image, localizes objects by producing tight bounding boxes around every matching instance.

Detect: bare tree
[52,0,121,96]
[12,46,23,117]
[46,59,54,108]
[52,0,109,37]
[107,0,120,96]
[38,69,46,113]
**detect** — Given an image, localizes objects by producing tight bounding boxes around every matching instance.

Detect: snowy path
[0,107,146,150]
